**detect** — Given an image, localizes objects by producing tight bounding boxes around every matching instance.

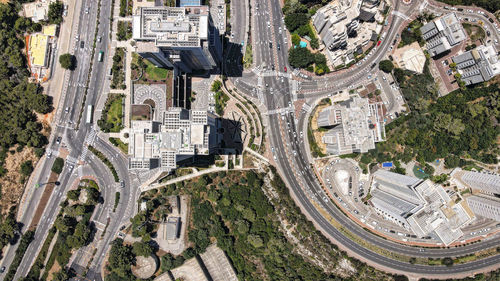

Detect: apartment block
[312,0,382,66]
[133,6,222,73]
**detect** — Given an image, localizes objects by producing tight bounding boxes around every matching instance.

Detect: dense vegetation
[282,0,322,49]
[4,230,35,281]
[97,94,125,133]
[111,48,126,89]
[211,80,229,116]
[137,170,400,281]
[0,2,52,164]
[47,1,64,25]
[364,80,499,168]
[436,0,500,13]
[288,47,329,75]
[38,180,101,280]
[0,212,20,258]
[117,21,132,41]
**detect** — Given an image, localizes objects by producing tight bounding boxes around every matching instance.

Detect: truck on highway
[86,105,93,124]
[98,51,104,62]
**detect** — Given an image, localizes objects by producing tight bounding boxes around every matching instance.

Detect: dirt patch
[310,104,329,155]
[0,146,39,215]
[46,260,61,281]
[29,171,59,230]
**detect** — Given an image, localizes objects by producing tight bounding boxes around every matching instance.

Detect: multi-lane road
[0,0,140,280]
[228,0,500,278]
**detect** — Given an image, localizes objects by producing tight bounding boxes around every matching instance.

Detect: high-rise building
[132,6,222,73]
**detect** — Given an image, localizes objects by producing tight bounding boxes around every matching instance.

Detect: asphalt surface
[228,0,500,277]
[1,0,140,280]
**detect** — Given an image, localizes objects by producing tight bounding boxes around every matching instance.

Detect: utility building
[133,6,221,73]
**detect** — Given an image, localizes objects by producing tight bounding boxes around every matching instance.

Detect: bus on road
[86,105,93,124]
[98,51,104,62]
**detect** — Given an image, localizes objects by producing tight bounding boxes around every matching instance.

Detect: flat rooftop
[29,34,48,67]
[133,6,210,47]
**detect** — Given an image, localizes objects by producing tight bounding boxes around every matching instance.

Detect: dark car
[56,136,62,144]
[80,41,84,48]
[277,43,280,50]
[0,266,5,273]
[269,42,272,49]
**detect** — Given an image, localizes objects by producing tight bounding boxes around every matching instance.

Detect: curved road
[228,0,500,278]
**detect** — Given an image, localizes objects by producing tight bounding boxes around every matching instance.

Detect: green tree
[247,234,264,248]
[67,189,80,201]
[59,53,76,70]
[288,47,313,68]
[51,157,64,174]
[378,60,394,73]
[48,1,64,24]
[132,241,153,257]
[20,160,33,177]
[108,239,136,278]
[291,33,301,46]
[284,13,308,32]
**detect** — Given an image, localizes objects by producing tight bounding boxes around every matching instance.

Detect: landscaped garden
[98,94,124,133]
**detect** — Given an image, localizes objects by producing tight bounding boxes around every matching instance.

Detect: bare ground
[0,146,38,215]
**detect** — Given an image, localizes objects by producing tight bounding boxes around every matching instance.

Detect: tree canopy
[378,60,394,73]
[59,53,76,70]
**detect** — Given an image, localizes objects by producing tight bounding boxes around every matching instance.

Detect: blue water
[299,41,307,48]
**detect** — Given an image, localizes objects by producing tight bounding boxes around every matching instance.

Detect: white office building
[452,44,500,85]
[420,13,466,57]
[466,195,500,222]
[370,170,474,245]
[128,107,219,171]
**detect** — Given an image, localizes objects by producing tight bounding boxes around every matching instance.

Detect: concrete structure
[392,42,426,73]
[370,170,474,245]
[420,13,466,57]
[451,169,500,195]
[28,34,49,67]
[199,244,238,281]
[312,0,383,66]
[165,216,180,240]
[23,0,55,22]
[128,107,219,171]
[317,95,385,155]
[42,24,58,37]
[452,44,500,85]
[466,195,500,222]
[133,6,222,73]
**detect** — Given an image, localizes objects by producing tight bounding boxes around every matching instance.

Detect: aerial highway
[227,0,500,278]
[0,0,140,280]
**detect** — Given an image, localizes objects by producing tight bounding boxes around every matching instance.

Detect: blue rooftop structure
[179,0,201,7]
[382,162,393,168]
